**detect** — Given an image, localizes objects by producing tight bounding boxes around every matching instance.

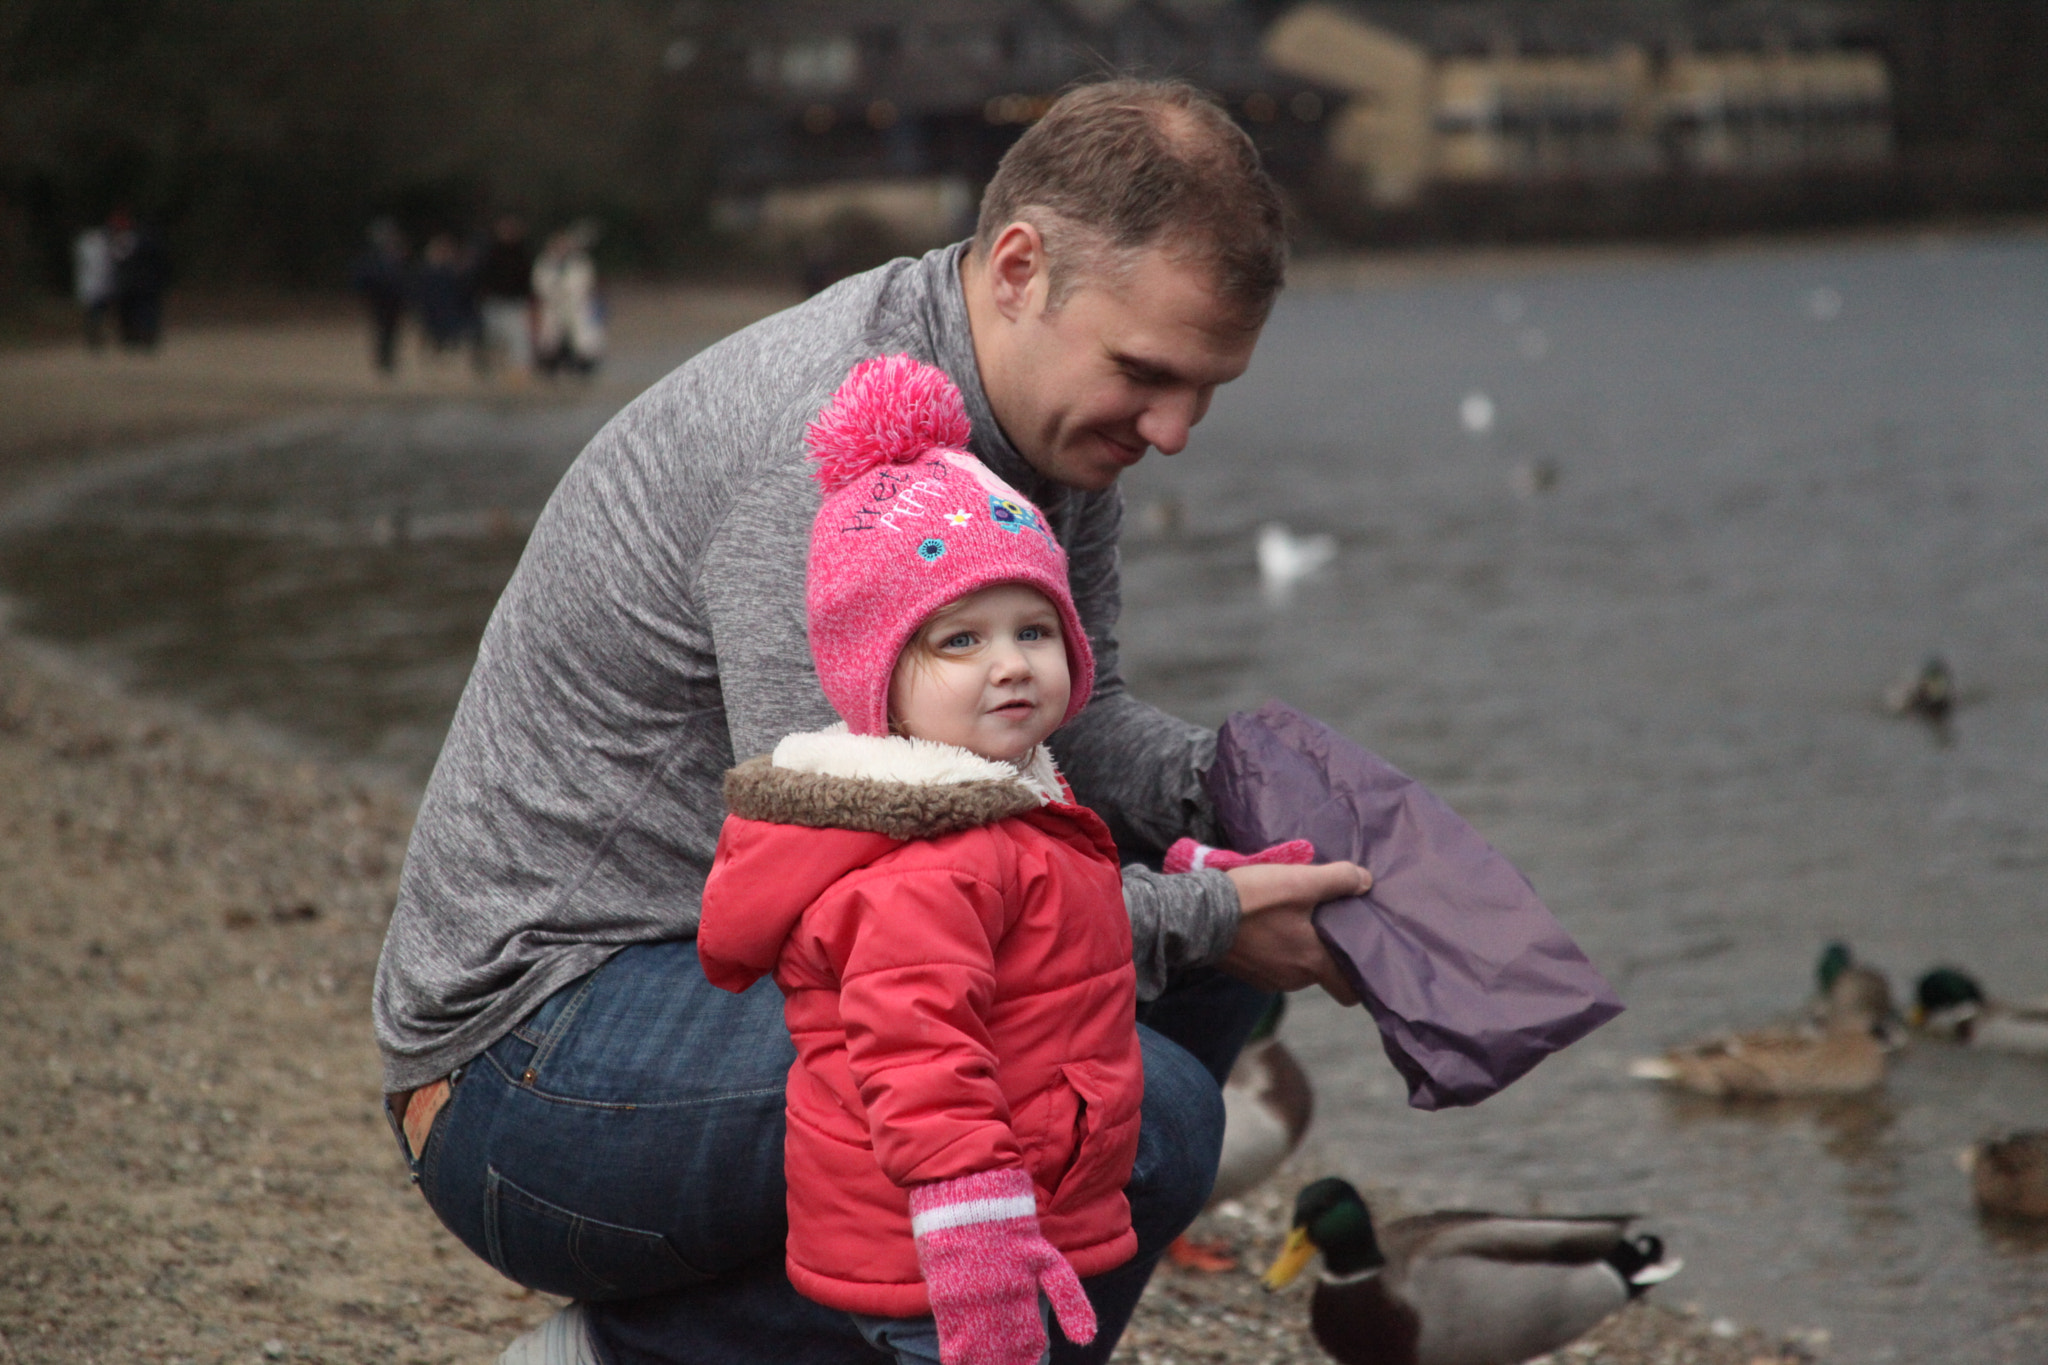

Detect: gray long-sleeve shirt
[372,244,1240,1092]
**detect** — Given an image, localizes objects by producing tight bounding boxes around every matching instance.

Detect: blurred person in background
[73,219,114,350]
[532,220,605,378]
[474,213,536,378]
[350,218,411,376]
[415,232,480,357]
[109,210,172,351]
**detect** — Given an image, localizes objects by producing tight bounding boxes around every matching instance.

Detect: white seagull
[1258,522,1337,602]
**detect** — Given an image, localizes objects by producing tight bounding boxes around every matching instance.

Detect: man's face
[994,247,1263,492]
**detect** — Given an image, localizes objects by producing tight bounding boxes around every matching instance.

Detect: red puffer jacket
[697,728,1142,1317]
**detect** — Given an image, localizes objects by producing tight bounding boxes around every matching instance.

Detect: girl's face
[888,584,1071,765]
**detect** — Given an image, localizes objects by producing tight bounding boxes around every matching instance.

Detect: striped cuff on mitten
[908,1168,1040,1235]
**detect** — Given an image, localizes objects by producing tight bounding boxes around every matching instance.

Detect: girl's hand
[910,1168,1095,1365]
[1162,837,1314,873]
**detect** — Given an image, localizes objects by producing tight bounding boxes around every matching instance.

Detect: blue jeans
[849,1303,1050,1365]
[408,940,1269,1365]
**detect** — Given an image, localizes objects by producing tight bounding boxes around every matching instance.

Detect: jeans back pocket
[485,1166,707,1301]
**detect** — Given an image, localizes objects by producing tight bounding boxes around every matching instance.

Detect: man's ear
[981,221,1048,323]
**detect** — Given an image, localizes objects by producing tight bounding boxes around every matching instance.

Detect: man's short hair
[973,79,1286,320]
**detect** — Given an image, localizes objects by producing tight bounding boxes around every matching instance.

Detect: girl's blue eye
[942,633,974,649]
[1018,625,1048,641]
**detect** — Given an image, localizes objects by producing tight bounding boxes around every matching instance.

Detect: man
[474,213,537,376]
[110,211,171,351]
[373,79,1367,1364]
[351,218,411,375]
[74,220,114,350]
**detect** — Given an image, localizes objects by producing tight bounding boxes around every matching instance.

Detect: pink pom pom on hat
[805,354,1094,739]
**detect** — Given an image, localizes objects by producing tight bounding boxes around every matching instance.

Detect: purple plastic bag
[1207,701,1623,1110]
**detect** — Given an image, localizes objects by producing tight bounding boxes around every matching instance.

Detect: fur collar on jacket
[724,725,1067,841]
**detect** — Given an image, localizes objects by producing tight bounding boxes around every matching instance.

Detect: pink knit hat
[805,354,1094,738]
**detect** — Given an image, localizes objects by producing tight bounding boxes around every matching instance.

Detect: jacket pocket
[484,1166,708,1301]
[1039,1060,1141,1210]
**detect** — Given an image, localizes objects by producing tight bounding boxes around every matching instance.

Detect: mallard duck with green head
[1912,968,2048,1056]
[1169,993,1315,1271]
[1262,1177,1680,1365]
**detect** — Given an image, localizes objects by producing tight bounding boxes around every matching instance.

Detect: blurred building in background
[686,0,1943,260]
[701,0,1326,274]
[1263,1,1890,209]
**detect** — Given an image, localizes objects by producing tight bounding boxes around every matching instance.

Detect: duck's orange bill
[1262,1227,1316,1291]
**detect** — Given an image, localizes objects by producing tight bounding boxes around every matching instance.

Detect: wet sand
[0,285,1806,1363]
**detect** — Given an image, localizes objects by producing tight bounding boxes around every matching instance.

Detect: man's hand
[1218,861,1371,1005]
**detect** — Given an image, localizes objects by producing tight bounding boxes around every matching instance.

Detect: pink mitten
[1162,837,1315,875]
[909,1168,1096,1365]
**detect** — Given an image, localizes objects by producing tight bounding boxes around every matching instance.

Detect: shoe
[498,1303,599,1365]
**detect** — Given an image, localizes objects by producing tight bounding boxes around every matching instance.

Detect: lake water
[4,233,2045,1361]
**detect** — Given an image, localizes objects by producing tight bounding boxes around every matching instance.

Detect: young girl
[696,355,1137,1365]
